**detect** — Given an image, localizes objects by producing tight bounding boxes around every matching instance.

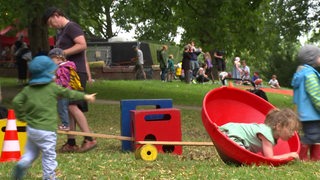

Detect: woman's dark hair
[42,7,65,24]
[14,40,23,49]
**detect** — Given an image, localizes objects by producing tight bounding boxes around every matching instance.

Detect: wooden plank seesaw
[57,130,214,146]
[57,130,133,141]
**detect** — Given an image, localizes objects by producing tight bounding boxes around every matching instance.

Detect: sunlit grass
[1,77,318,179]
[85,79,293,108]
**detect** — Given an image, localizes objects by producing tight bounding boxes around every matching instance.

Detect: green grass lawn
[1,78,319,179]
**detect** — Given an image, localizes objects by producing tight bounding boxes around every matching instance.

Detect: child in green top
[166,54,175,82]
[12,55,96,180]
[220,108,300,160]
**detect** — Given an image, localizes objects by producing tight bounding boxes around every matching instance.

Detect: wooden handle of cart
[57,130,133,141]
[136,141,214,146]
[57,130,214,146]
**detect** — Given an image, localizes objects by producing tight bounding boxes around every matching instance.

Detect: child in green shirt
[167,54,175,82]
[220,108,300,160]
[12,55,96,180]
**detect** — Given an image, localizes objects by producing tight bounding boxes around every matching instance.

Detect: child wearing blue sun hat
[11,55,96,180]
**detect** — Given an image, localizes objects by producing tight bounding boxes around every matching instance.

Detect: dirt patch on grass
[231,85,293,96]
[260,88,293,96]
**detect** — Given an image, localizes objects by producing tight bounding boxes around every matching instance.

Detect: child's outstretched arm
[84,93,97,103]
[259,134,274,158]
[259,134,299,160]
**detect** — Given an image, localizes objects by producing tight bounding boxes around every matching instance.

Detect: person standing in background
[204,52,214,83]
[159,45,168,82]
[182,45,192,84]
[132,45,146,80]
[232,57,242,84]
[189,41,201,78]
[214,49,226,76]
[11,35,31,86]
[44,6,97,152]
[166,54,175,82]
[241,60,251,85]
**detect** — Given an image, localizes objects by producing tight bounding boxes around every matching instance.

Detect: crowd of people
[156,42,281,89]
[157,41,216,84]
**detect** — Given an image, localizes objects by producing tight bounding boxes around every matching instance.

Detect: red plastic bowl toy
[202,86,300,166]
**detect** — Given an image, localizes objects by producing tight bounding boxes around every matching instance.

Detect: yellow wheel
[138,144,158,161]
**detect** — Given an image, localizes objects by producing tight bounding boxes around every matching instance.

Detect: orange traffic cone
[228,81,234,87]
[0,109,21,162]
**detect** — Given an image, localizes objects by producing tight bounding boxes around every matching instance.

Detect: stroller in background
[221,77,268,102]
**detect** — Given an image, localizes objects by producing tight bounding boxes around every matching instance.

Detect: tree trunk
[28,16,51,57]
[105,6,113,39]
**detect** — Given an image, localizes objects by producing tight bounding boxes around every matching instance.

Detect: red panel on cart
[131,108,182,155]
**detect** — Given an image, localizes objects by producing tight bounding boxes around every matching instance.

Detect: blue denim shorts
[301,121,320,144]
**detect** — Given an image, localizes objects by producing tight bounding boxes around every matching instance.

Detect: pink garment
[55,61,77,89]
[206,58,213,68]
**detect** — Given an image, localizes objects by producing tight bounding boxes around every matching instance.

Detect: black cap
[43,7,59,24]
[48,48,64,57]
